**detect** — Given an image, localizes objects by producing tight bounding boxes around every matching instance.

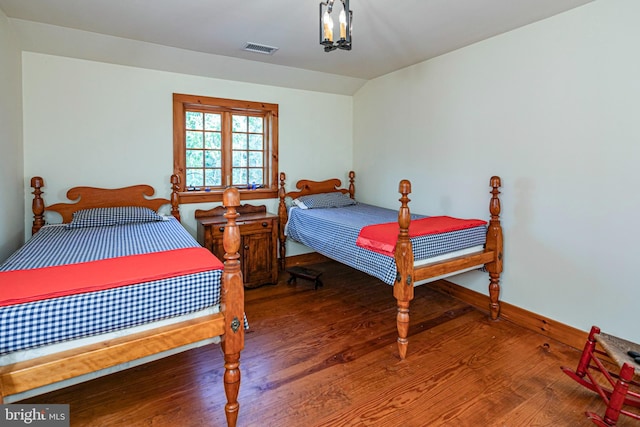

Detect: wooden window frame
[173,93,279,203]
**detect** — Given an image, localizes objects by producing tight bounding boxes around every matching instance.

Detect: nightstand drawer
[213,220,273,236]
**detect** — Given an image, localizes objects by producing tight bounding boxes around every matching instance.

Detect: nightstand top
[196,211,278,226]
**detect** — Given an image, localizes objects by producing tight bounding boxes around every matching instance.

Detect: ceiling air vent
[243,42,279,55]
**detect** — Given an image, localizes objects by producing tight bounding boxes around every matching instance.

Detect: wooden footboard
[278,172,503,360]
[2,177,244,427]
[393,177,503,359]
[0,315,227,397]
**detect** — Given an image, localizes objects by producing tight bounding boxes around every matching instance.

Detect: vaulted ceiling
[0,0,594,94]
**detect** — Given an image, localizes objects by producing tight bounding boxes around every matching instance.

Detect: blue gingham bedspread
[286,203,487,285]
[0,218,222,355]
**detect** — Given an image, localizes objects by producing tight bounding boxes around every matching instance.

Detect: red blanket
[0,247,224,307]
[356,216,487,257]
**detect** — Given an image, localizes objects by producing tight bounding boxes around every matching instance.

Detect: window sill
[178,188,278,204]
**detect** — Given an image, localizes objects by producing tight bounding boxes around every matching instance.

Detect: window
[173,93,279,203]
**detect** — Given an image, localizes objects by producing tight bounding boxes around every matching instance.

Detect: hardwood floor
[23,260,634,426]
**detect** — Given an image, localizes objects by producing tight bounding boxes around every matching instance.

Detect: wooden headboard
[30,175,182,234]
[279,171,355,200]
[276,170,355,269]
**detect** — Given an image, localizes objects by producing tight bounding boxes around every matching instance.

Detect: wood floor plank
[17,260,630,426]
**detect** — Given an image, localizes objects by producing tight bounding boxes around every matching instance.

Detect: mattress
[0,218,222,355]
[285,203,487,285]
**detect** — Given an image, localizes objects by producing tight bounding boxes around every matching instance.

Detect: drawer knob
[262,222,268,227]
[244,245,249,250]
[219,227,224,232]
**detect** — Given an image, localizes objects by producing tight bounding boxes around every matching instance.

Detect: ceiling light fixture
[319,0,352,52]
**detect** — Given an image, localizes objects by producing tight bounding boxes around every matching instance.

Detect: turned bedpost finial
[31,176,45,235]
[223,187,240,211]
[399,179,411,197]
[397,179,412,234]
[489,176,501,221]
[278,172,286,200]
[348,171,356,199]
[222,187,241,275]
[170,174,181,221]
[222,186,242,313]
[223,187,241,261]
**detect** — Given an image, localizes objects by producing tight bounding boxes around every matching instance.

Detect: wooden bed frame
[278,171,503,360]
[0,175,244,427]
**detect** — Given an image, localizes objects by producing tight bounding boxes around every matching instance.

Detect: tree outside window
[173,93,279,203]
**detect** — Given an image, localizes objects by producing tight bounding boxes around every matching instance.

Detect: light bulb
[323,10,334,42]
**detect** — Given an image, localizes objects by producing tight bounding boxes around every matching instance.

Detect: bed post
[221,187,243,427]
[394,179,415,360]
[278,172,288,271]
[348,171,356,199]
[170,174,181,221]
[485,176,503,320]
[31,177,45,235]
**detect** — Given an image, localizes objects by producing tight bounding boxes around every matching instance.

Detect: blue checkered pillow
[67,206,164,229]
[296,192,356,209]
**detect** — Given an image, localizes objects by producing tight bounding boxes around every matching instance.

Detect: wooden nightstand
[196,204,279,289]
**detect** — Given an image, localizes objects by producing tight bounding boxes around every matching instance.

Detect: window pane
[249,168,263,185]
[205,150,221,167]
[248,116,263,133]
[186,131,203,149]
[232,133,247,150]
[248,134,263,150]
[205,169,221,186]
[204,113,221,131]
[186,150,203,167]
[205,132,221,149]
[175,94,277,196]
[248,152,263,167]
[232,115,247,132]
[186,169,203,187]
[185,111,203,130]
[232,151,247,167]
[232,168,247,185]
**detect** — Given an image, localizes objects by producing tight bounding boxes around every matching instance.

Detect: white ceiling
[0,0,593,81]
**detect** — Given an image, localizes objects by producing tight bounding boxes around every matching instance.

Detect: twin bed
[278,171,503,360]
[0,169,502,425]
[0,176,244,427]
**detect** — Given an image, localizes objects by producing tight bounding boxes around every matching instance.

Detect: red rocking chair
[561,326,640,426]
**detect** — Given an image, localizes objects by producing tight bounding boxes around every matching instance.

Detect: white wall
[10,19,366,96]
[21,53,352,257]
[0,10,24,262]
[14,0,637,343]
[353,0,640,341]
